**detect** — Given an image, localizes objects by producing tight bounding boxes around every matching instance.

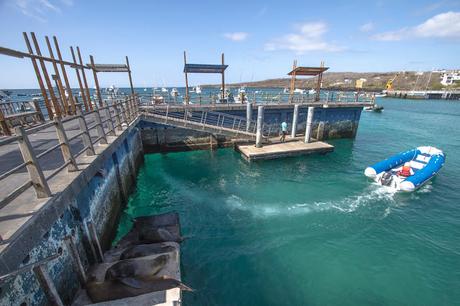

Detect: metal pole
[304,106,314,143]
[255,105,264,148]
[86,220,104,262]
[89,55,103,107]
[33,265,64,306]
[15,126,52,198]
[53,36,76,114]
[22,32,53,119]
[94,105,107,144]
[221,53,225,103]
[183,51,189,105]
[291,104,299,138]
[246,101,252,132]
[64,235,87,286]
[76,47,92,110]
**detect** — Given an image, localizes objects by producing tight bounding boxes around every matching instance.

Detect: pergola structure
[288,60,329,102]
[88,56,135,107]
[183,51,228,105]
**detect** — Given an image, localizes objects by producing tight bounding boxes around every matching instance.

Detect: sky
[0,0,459,88]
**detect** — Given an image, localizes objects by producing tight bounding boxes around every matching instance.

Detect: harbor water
[114,98,460,305]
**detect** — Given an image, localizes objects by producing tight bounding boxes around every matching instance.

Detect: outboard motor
[380,172,393,186]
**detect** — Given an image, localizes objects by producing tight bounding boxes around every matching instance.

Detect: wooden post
[94,106,107,144]
[52,75,67,117]
[70,47,89,112]
[22,32,53,120]
[255,105,264,148]
[183,51,189,105]
[315,61,324,102]
[291,104,299,138]
[126,56,135,96]
[0,108,11,136]
[89,55,103,107]
[289,60,297,103]
[45,36,69,115]
[64,235,87,286]
[33,265,64,306]
[15,126,52,198]
[29,32,61,118]
[113,100,123,131]
[87,220,104,262]
[77,47,93,110]
[54,117,78,171]
[221,53,225,103]
[76,107,95,156]
[32,99,45,122]
[53,36,76,114]
[104,102,116,136]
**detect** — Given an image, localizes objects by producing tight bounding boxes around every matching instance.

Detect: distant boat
[195,85,202,94]
[308,89,316,95]
[364,104,384,112]
[283,88,289,94]
[365,146,445,192]
[293,88,305,94]
[161,87,168,93]
[170,88,179,97]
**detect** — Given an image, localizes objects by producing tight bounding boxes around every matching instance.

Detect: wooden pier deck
[236,140,334,161]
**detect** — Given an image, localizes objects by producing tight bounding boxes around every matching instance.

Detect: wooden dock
[236,140,334,161]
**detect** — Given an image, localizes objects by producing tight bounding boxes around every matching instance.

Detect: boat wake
[225,186,397,219]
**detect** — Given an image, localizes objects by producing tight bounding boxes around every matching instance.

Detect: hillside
[216,71,450,91]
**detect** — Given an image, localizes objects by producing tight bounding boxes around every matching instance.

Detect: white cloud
[265,21,344,54]
[360,22,374,32]
[373,11,460,41]
[223,32,249,42]
[13,0,73,22]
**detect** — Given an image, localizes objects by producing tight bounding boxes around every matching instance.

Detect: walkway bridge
[140,106,277,141]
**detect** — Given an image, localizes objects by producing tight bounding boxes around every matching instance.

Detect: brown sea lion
[120,243,177,260]
[138,227,184,243]
[86,275,193,303]
[105,254,169,280]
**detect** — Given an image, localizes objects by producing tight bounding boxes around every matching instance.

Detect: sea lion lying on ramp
[120,243,177,260]
[105,254,169,280]
[86,275,193,303]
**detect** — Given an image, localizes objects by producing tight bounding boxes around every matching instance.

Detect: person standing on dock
[280,121,288,142]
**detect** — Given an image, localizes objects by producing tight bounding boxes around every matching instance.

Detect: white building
[440,71,460,86]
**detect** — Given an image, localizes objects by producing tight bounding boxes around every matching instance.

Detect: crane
[386,73,399,90]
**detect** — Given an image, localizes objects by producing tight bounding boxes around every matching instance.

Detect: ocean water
[114,98,460,306]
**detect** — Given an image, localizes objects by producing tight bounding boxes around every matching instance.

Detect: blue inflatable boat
[364,146,445,192]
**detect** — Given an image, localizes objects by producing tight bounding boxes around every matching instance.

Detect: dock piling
[246,102,252,132]
[255,105,264,148]
[304,106,314,143]
[291,104,299,138]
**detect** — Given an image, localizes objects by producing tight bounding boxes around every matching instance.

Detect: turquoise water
[114,98,460,305]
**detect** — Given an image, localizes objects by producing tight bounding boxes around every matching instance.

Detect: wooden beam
[126,56,135,96]
[46,36,69,115]
[70,47,89,112]
[22,32,53,120]
[90,55,103,107]
[53,36,76,114]
[289,60,297,102]
[221,53,225,104]
[77,47,93,110]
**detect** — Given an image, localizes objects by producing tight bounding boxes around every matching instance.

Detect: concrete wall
[140,105,363,152]
[0,126,144,306]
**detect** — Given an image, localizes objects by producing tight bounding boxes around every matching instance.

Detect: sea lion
[120,243,177,260]
[133,212,180,229]
[86,275,193,303]
[105,254,169,280]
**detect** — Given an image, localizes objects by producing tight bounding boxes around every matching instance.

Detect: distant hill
[206,71,449,91]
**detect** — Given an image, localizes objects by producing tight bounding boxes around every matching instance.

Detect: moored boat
[364,146,445,192]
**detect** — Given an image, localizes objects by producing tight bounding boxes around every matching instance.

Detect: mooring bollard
[304,106,314,143]
[291,104,299,138]
[246,101,252,132]
[255,105,264,148]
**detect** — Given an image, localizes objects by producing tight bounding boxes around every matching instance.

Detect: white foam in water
[226,185,397,219]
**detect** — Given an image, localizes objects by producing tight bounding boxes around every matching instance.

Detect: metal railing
[137,90,375,106]
[0,95,139,215]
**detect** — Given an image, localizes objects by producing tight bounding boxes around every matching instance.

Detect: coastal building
[440,71,460,86]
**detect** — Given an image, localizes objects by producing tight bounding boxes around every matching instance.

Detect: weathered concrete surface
[0,119,144,305]
[237,140,334,161]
